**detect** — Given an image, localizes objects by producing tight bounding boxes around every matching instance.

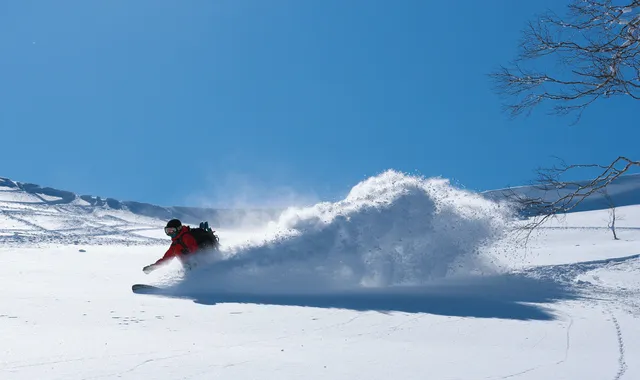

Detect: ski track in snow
[509,253,638,380]
[181,361,251,380]
[610,313,627,380]
[81,353,193,380]
[491,312,573,380]
[558,314,573,367]
[0,349,192,371]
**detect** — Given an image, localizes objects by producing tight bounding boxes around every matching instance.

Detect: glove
[142,264,157,274]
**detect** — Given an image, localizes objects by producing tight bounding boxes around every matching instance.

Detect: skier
[142,218,218,273]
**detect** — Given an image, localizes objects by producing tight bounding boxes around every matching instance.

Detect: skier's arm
[143,234,199,274]
[143,244,180,273]
[153,243,181,265]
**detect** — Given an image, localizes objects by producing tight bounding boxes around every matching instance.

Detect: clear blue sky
[1,0,638,207]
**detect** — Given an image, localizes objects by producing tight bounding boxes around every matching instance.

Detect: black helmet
[166,219,182,229]
[164,219,182,237]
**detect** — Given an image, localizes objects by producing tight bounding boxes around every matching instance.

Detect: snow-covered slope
[0,176,280,231]
[0,182,167,247]
[1,170,639,379]
[483,173,640,213]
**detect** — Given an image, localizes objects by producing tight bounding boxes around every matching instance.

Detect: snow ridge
[0,176,279,228]
[483,173,640,214]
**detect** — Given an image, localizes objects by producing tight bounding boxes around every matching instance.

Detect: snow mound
[171,170,515,294]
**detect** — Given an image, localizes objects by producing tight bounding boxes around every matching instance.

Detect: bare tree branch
[603,190,620,240]
[489,1,640,243]
[501,156,640,240]
[490,0,640,120]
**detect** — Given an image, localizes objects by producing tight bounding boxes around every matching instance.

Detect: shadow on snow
[136,272,580,321]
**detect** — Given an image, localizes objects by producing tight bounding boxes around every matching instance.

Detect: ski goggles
[164,227,179,236]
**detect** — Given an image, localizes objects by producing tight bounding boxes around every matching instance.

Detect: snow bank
[170,170,515,294]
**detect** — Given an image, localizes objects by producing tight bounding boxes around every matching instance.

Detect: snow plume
[171,170,514,294]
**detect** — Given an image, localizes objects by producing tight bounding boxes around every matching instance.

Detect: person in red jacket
[143,219,200,274]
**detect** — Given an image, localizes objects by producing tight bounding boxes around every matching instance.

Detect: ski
[132,283,163,294]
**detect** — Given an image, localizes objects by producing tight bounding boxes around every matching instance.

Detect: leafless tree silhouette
[503,156,638,239]
[602,190,623,240]
[490,0,640,121]
[491,1,640,237]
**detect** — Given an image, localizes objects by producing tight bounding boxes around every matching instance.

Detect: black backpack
[178,222,220,253]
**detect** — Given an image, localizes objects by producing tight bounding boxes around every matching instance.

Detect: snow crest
[172,170,514,293]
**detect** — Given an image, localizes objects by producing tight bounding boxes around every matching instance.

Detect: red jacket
[153,226,199,265]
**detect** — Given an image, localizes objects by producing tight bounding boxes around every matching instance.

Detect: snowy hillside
[1,170,639,379]
[483,173,640,213]
[0,180,166,247]
[0,177,280,234]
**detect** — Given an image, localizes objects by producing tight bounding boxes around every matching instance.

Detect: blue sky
[1,0,638,207]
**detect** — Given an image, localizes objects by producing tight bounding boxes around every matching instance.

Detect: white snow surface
[1,170,639,379]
